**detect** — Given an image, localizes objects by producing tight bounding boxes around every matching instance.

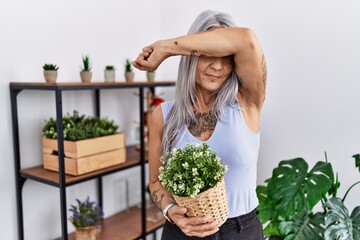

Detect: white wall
[1,0,360,239]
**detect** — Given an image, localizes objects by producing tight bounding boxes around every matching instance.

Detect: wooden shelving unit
[10,81,175,240]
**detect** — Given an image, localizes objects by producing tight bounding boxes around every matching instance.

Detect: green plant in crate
[42,111,118,141]
[257,154,360,240]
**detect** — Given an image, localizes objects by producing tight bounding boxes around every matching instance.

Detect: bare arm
[133,27,266,110]
[148,106,219,237]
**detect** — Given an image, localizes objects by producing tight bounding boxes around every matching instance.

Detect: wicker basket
[75,226,101,240]
[173,177,229,227]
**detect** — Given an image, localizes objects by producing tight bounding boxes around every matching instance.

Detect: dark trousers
[161,209,264,240]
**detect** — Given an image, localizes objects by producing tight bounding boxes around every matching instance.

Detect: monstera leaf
[279,211,325,240]
[268,158,334,217]
[325,197,360,240]
[257,185,282,237]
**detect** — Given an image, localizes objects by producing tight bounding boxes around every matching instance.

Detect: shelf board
[10,81,176,91]
[20,146,145,186]
[56,205,165,240]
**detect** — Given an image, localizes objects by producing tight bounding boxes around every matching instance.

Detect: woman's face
[195,55,233,93]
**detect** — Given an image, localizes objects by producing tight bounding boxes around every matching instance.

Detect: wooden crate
[42,133,126,176]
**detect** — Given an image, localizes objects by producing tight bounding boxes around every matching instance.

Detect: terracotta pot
[80,71,92,82]
[124,71,134,82]
[43,70,58,83]
[146,71,155,82]
[104,70,115,82]
[75,226,100,240]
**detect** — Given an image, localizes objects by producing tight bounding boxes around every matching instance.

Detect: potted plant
[256,153,360,240]
[104,65,115,82]
[43,63,59,83]
[42,111,126,176]
[124,58,134,82]
[80,55,92,82]
[146,70,155,82]
[69,196,104,240]
[159,143,229,227]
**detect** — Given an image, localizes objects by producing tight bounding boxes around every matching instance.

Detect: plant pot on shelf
[146,71,155,82]
[42,133,126,176]
[75,226,101,240]
[104,69,115,82]
[44,70,58,83]
[80,71,92,82]
[125,71,134,82]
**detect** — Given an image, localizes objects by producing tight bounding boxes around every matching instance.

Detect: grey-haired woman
[133,10,266,240]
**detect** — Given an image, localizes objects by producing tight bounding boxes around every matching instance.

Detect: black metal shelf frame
[10,82,175,240]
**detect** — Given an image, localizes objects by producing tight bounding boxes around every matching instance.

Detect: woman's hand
[132,40,169,71]
[167,205,219,237]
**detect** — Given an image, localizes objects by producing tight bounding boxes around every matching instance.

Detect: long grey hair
[162,10,241,153]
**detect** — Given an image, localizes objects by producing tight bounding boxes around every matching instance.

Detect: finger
[142,46,153,53]
[186,215,214,225]
[181,221,219,237]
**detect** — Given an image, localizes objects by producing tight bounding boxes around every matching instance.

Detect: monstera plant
[257,154,360,240]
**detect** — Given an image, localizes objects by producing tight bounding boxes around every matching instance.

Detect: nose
[209,58,224,71]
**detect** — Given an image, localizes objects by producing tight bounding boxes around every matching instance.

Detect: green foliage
[324,198,360,240]
[257,154,360,240]
[279,211,325,240]
[69,196,104,228]
[42,110,118,141]
[43,64,59,70]
[81,55,92,72]
[105,65,115,70]
[125,58,132,72]
[159,143,227,197]
[268,158,333,217]
[353,154,360,172]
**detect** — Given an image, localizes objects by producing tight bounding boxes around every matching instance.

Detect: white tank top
[161,100,260,217]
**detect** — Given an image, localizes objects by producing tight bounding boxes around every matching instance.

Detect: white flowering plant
[159,143,228,198]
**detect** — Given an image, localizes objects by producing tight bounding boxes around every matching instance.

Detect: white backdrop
[1,0,360,239]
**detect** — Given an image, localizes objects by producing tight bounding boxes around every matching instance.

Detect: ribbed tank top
[161,100,260,217]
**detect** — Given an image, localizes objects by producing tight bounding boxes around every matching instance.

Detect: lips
[205,73,221,80]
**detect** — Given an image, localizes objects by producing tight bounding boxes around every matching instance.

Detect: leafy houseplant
[104,65,115,82]
[124,58,134,82]
[43,63,59,83]
[159,143,229,226]
[159,143,227,197]
[80,54,92,82]
[42,110,118,141]
[257,153,360,240]
[69,196,104,240]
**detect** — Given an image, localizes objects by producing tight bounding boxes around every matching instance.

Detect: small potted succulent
[104,65,115,82]
[146,70,155,82]
[159,143,229,227]
[43,63,59,83]
[69,196,104,240]
[80,55,92,82]
[124,58,134,82]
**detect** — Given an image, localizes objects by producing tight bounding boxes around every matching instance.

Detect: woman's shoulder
[160,99,175,117]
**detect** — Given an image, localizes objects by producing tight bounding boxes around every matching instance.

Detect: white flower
[182,162,189,169]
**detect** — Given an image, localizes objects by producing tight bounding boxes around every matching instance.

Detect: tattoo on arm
[151,189,164,210]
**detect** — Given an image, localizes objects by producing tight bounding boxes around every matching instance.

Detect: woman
[133,10,266,240]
